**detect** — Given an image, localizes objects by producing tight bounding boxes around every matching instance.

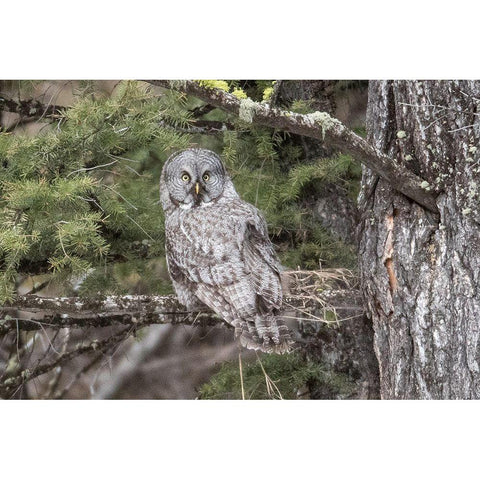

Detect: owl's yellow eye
[181,173,190,182]
[202,173,210,182]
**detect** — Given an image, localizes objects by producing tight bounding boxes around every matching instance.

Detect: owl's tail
[235,315,294,354]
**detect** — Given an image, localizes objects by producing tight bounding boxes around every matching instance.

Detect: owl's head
[160,148,233,211]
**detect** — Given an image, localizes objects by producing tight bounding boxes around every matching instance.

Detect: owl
[159,148,293,353]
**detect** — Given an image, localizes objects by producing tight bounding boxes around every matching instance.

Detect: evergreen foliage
[0,80,361,303]
[198,352,356,399]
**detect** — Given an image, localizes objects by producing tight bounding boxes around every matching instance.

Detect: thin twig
[0,326,133,398]
[238,352,245,401]
[255,351,283,400]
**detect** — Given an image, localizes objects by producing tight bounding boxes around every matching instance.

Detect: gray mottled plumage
[160,148,293,353]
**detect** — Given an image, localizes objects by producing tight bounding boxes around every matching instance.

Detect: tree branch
[189,103,216,118]
[0,294,220,335]
[0,268,365,398]
[145,80,439,213]
[159,119,235,135]
[0,95,64,119]
[0,326,133,398]
[0,289,362,336]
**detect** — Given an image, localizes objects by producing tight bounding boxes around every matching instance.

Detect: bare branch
[0,268,362,335]
[0,327,133,398]
[0,269,365,398]
[0,288,361,336]
[0,294,221,335]
[0,95,64,119]
[159,119,235,135]
[189,103,216,118]
[145,80,439,213]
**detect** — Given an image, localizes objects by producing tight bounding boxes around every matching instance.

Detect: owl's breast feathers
[166,199,281,296]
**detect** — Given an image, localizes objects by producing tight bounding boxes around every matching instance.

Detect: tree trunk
[359,80,480,399]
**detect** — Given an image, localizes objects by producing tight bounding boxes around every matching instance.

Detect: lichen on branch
[145,80,439,213]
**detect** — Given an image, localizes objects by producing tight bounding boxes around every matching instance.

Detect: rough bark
[312,184,359,244]
[359,80,480,399]
[273,80,338,160]
[146,80,438,213]
[297,288,379,398]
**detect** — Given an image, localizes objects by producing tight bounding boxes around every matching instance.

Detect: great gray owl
[160,148,293,353]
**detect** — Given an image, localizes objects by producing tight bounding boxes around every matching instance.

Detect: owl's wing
[192,202,290,352]
[189,202,282,314]
[242,205,283,312]
[166,248,206,310]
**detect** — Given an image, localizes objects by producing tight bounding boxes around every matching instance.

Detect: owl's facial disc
[165,149,227,208]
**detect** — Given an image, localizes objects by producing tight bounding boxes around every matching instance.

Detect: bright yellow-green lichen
[232,87,248,99]
[197,80,230,92]
[263,87,274,101]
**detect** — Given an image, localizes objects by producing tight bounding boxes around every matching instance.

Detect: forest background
[0,79,369,399]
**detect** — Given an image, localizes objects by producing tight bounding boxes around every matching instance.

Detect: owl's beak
[195,182,200,196]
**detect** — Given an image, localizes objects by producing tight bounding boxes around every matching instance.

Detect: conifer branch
[159,119,234,135]
[146,80,439,213]
[0,95,64,119]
